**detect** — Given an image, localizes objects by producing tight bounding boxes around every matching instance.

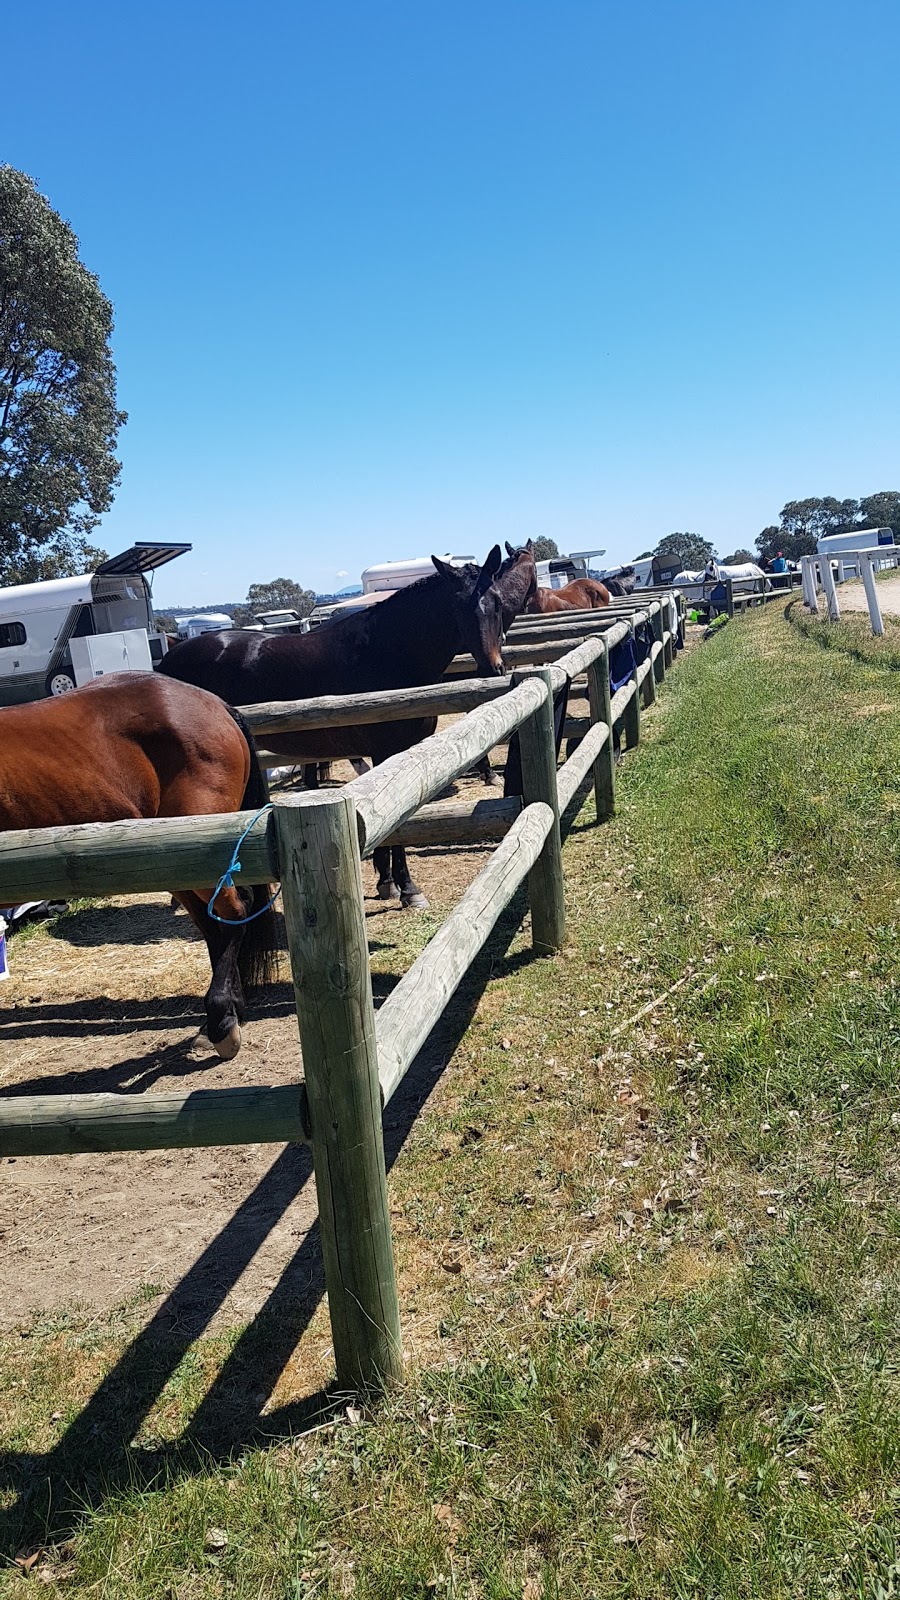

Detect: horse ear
[475,544,502,596]
[431,555,457,582]
[505,541,516,558]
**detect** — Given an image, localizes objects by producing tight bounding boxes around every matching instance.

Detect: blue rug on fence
[609,620,653,693]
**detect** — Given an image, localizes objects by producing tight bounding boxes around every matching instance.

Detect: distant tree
[5,539,109,584]
[231,577,316,626]
[755,525,809,563]
[858,490,900,539]
[779,496,859,542]
[721,548,754,565]
[531,537,560,561]
[0,167,126,585]
[635,550,653,560]
[653,532,716,569]
[756,496,858,563]
[152,611,177,636]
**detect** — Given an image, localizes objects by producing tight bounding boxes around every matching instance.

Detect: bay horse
[159,549,507,908]
[500,542,611,614]
[0,674,279,1060]
[526,576,611,613]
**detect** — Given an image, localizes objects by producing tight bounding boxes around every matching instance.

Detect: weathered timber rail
[0,591,682,1392]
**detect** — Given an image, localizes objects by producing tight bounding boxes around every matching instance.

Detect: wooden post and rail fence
[0,593,681,1392]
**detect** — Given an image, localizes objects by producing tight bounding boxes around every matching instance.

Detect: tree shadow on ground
[48,902,199,946]
[0,777,593,1553]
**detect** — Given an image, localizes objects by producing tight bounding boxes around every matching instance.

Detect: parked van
[175,612,233,640]
[0,542,190,706]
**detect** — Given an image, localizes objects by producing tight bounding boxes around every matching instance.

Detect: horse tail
[227,705,282,994]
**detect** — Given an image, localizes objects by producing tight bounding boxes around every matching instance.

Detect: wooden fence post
[512,667,566,954]
[641,646,657,708]
[624,632,641,751]
[586,646,615,822]
[274,791,402,1393]
[656,601,669,672]
[650,604,665,687]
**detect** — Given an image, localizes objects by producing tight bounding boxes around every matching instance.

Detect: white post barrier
[801,546,898,635]
[819,555,840,622]
[860,554,885,637]
[801,555,818,611]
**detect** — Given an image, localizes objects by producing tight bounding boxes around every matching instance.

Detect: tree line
[646,492,900,572]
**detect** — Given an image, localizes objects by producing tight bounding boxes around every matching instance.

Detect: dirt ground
[0,759,509,1332]
[825,574,900,615]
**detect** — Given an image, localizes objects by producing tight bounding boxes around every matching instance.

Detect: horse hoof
[213,1024,242,1061]
[483,770,503,789]
[377,882,401,901]
[401,891,429,910]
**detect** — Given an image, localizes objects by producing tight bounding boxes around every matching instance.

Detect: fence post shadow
[183,771,596,1453]
[0,876,543,1552]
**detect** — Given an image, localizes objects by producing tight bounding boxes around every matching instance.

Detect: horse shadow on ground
[0,775,593,1554]
[1,978,399,1099]
[0,984,301,1097]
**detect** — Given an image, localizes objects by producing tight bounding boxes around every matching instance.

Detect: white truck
[0,542,191,706]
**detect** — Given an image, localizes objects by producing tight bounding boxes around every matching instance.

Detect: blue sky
[4,0,899,604]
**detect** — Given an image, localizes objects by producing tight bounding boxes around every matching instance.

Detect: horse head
[494,539,537,629]
[431,546,505,675]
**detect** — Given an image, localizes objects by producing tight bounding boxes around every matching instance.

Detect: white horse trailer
[817,526,895,579]
[0,542,190,707]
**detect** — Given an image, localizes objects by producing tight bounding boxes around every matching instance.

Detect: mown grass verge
[2,606,899,1597]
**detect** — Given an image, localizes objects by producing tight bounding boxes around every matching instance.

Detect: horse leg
[373,845,401,900]
[174,887,249,1060]
[302,763,320,790]
[474,754,502,787]
[391,846,428,910]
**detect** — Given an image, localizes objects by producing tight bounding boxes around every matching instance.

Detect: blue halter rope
[207,803,282,925]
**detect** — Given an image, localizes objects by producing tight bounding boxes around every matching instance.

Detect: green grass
[2,607,900,1597]
[790,595,900,671]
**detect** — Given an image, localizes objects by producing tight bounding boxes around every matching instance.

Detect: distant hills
[160,602,242,616]
[158,585,363,616]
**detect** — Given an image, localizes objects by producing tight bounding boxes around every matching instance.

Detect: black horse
[604,564,636,597]
[158,549,506,908]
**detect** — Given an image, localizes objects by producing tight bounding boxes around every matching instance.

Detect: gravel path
[830,575,900,616]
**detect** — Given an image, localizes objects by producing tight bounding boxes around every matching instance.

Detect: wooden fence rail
[0,593,681,1391]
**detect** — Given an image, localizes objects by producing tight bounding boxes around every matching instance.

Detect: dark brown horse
[0,674,278,1059]
[159,549,507,908]
[497,540,540,630]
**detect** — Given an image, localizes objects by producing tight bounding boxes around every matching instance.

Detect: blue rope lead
[207,803,282,925]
